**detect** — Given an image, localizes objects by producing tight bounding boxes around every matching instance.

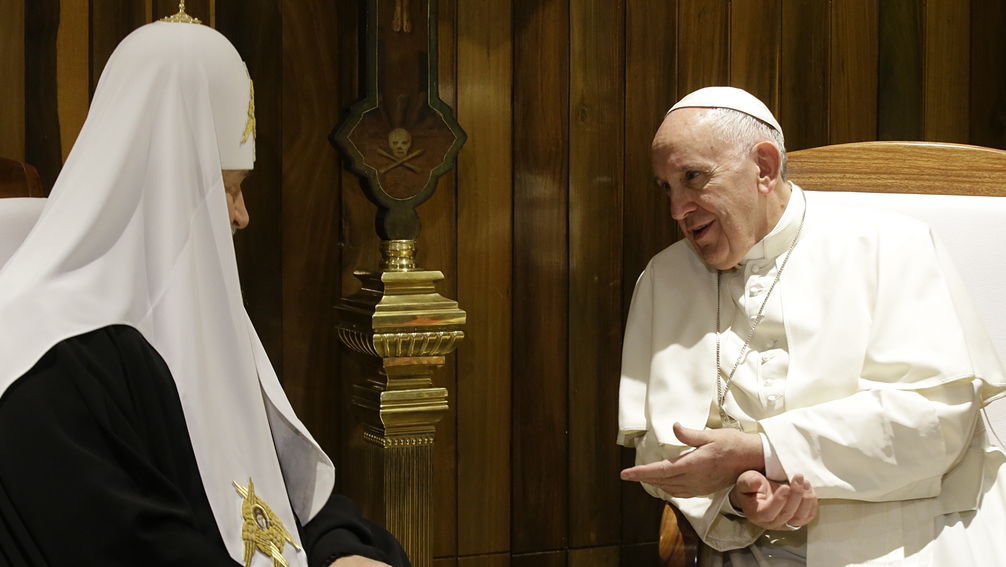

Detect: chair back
[790,141,1006,449]
[0,157,44,198]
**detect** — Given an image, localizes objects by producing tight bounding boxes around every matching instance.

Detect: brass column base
[336,240,463,567]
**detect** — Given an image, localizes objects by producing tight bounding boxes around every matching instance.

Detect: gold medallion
[233,478,301,567]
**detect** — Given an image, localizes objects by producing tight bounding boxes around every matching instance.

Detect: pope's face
[651,108,771,270]
[222,169,250,232]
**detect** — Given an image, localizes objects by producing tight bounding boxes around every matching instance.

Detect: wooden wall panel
[56,0,89,161]
[925,0,970,143]
[622,0,678,547]
[512,0,570,554]
[677,0,729,94]
[0,0,26,161]
[455,0,512,556]
[217,0,285,371]
[623,0,679,311]
[971,0,1006,150]
[458,555,509,567]
[878,0,924,141]
[510,551,566,567]
[24,0,61,194]
[779,0,829,150]
[429,0,460,557]
[279,0,342,460]
[830,0,878,144]
[730,0,781,114]
[90,0,146,97]
[569,545,619,567]
[568,0,624,550]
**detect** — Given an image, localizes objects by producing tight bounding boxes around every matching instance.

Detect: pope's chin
[690,240,734,271]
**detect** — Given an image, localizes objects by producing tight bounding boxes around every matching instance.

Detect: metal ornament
[161,1,202,24]
[233,478,301,567]
[331,0,466,241]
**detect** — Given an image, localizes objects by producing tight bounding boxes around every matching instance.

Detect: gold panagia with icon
[233,478,300,567]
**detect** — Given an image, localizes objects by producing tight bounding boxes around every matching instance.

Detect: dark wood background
[2,1,1005,565]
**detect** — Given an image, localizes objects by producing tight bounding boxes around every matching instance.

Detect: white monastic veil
[0,21,333,566]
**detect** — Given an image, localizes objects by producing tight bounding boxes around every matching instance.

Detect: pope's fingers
[620,459,675,482]
[789,480,818,527]
[672,422,709,447]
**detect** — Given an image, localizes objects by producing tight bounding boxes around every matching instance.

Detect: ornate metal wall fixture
[331,4,466,563]
[331,0,466,241]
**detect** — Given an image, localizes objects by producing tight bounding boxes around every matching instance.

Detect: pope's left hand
[620,422,764,497]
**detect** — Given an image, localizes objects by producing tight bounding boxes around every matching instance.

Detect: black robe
[0,325,410,567]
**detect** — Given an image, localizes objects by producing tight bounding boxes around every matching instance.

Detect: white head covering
[667,86,783,133]
[0,22,329,566]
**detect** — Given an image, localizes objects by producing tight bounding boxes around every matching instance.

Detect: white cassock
[618,184,1006,567]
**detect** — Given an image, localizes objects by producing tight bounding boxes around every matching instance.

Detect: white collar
[743,183,805,263]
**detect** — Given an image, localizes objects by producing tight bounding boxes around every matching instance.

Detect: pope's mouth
[690,220,713,241]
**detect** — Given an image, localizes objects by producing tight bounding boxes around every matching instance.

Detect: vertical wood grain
[456,0,512,556]
[0,0,26,161]
[57,0,89,161]
[877,0,924,141]
[90,0,145,97]
[677,0,729,94]
[457,555,509,567]
[622,0,678,545]
[25,0,61,193]
[729,0,781,114]
[568,0,624,550]
[427,0,460,557]
[779,0,829,150]
[830,0,879,144]
[623,0,679,314]
[569,545,619,567]
[510,551,566,567]
[217,0,285,371]
[924,0,970,143]
[970,0,1006,150]
[279,0,342,462]
[512,0,569,553]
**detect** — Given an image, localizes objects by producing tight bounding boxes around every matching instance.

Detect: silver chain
[716,187,807,429]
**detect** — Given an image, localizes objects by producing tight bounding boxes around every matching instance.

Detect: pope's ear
[753,141,782,193]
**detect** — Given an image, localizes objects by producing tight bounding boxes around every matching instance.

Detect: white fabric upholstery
[0,198,45,270]
[806,190,1006,449]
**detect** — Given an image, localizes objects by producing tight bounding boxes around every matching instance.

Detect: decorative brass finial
[161,1,202,24]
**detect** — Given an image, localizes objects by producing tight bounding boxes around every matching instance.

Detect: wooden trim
[789,141,1006,196]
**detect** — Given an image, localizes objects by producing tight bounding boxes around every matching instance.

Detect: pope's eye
[685,171,701,181]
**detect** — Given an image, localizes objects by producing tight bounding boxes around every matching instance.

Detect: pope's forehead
[652,107,715,145]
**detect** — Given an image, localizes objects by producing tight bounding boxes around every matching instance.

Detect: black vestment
[0,325,409,567]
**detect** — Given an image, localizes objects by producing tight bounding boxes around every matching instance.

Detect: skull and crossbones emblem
[377,128,424,174]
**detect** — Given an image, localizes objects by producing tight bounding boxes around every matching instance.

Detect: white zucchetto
[668,86,783,133]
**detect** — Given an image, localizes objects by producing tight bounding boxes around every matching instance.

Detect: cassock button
[767,394,781,402]
[752,265,761,274]
[749,287,764,297]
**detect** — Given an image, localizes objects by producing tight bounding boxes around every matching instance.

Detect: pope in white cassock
[617,86,1006,567]
[0,15,408,567]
